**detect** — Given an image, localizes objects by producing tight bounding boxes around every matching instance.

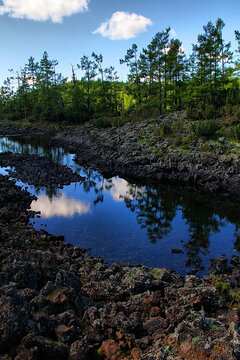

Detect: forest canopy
[0,18,240,126]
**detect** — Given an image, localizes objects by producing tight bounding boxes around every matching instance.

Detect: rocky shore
[0,174,240,359]
[0,152,83,188]
[47,113,240,199]
[1,116,240,358]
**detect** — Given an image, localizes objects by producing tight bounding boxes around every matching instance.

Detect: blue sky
[0,0,239,85]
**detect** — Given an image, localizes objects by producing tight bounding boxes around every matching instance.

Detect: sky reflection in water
[1,135,240,276]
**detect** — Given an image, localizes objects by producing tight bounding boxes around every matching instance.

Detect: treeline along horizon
[0,18,240,126]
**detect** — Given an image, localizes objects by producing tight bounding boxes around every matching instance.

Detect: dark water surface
[1,135,240,276]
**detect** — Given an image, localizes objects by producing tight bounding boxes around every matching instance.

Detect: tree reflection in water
[79,168,114,205]
[119,181,240,271]
[123,184,177,243]
[0,135,67,163]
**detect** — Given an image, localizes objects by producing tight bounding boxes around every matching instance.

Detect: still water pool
[1,135,240,276]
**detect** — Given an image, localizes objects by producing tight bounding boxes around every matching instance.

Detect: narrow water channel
[1,135,240,276]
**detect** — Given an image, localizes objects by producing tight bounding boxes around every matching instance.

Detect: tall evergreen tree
[92,52,108,112]
[78,55,97,115]
[149,28,171,114]
[120,44,141,104]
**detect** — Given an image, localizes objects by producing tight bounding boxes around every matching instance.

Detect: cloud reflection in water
[108,178,143,202]
[31,193,91,218]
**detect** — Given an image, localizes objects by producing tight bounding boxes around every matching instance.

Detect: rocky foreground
[1,174,240,359]
[1,116,240,358]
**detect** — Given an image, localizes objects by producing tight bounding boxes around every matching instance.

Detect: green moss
[212,275,240,308]
[208,323,221,330]
[192,336,201,345]
[139,138,152,144]
[214,276,231,297]
[164,345,175,355]
[150,268,164,279]
[201,142,212,152]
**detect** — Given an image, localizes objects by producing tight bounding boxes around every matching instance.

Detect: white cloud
[93,11,152,40]
[0,0,89,23]
[31,193,90,218]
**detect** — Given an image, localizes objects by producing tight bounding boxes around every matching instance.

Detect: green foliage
[180,135,193,149]
[230,124,240,141]
[214,277,231,297]
[91,117,112,128]
[203,104,217,120]
[191,119,220,138]
[192,337,201,345]
[133,100,160,121]
[212,275,240,308]
[229,106,240,125]
[152,121,173,139]
[139,138,152,144]
[186,107,202,120]
[0,20,240,127]
[164,345,175,356]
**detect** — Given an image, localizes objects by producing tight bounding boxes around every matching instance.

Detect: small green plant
[230,124,240,142]
[192,336,201,345]
[229,288,240,307]
[214,276,231,297]
[203,104,216,119]
[172,119,184,133]
[165,345,175,355]
[139,138,152,144]
[153,121,172,139]
[173,135,182,147]
[92,117,112,128]
[160,121,172,136]
[208,322,220,330]
[151,269,161,279]
[180,135,193,149]
[212,275,240,308]
[186,107,202,120]
[191,119,220,138]
[201,142,211,152]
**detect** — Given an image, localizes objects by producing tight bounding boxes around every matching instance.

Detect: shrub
[186,107,202,120]
[191,119,220,138]
[180,135,193,149]
[203,104,217,120]
[133,101,160,121]
[150,121,172,139]
[230,124,240,141]
[229,105,240,125]
[91,117,112,128]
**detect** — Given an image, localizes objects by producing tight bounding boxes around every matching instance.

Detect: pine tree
[120,44,141,105]
[149,28,171,114]
[78,55,97,115]
[25,57,39,89]
[139,46,155,100]
[190,19,233,117]
[92,52,108,112]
